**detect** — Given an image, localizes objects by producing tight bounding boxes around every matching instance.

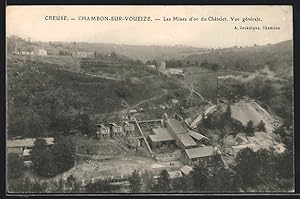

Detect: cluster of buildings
[146,61,184,76]
[96,121,135,140]
[14,48,48,56]
[146,61,166,71]
[72,51,95,58]
[7,137,55,166]
[148,113,216,166]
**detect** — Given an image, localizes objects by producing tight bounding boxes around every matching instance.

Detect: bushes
[7,153,24,179]
[114,83,132,99]
[85,180,121,193]
[31,138,75,178]
[8,176,80,193]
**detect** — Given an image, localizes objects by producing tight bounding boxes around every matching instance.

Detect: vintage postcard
[6,5,294,194]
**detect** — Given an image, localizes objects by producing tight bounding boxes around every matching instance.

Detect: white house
[34,48,47,56]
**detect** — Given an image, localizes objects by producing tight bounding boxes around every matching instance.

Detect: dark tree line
[31,137,75,178]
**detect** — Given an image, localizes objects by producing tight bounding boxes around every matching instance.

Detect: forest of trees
[9,144,293,193]
[30,137,75,177]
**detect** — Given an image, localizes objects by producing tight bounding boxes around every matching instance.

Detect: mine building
[34,48,47,56]
[72,51,95,58]
[7,137,54,155]
[188,130,211,145]
[7,137,55,166]
[164,118,197,149]
[96,124,110,139]
[148,128,176,150]
[148,114,199,150]
[109,123,124,138]
[123,121,135,136]
[181,146,216,166]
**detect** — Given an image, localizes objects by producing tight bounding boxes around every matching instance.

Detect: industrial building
[149,118,198,150]
[148,113,216,166]
[96,124,111,139]
[181,146,216,166]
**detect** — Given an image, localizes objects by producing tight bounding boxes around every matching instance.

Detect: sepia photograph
[6,5,294,194]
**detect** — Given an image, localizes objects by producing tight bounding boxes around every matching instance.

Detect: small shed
[171,99,179,104]
[168,170,183,179]
[180,165,193,175]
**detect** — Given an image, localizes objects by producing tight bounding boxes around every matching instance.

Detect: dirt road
[94,89,168,119]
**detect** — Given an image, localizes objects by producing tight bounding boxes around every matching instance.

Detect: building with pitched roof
[96,124,110,139]
[149,116,202,150]
[168,170,183,179]
[188,130,211,145]
[181,146,216,166]
[180,165,193,175]
[109,123,125,138]
[7,137,55,166]
[7,137,54,155]
[123,121,135,136]
[148,128,175,150]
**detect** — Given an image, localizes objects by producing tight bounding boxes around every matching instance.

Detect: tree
[224,105,232,120]
[277,150,293,179]
[179,174,194,192]
[211,63,219,71]
[110,52,117,59]
[245,120,255,136]
[256,120,266,132]
[76,113,95,135]
[66,175,79,191]
[200,60,209,68]
[191,165,210,191]
[31,138,51,176]
[85,180,120,193]
[141,170,155,192]
[207,168,237,192]
[115,84,132,99]
[232,119,245,132]
[234,148,261,188]
[50,114,72,135]
[128,170,142,193]
[31,138,75,178]
[31,180,46,193]
[152,170,171,192]
[7,153,24,179]
[51,137,75,174]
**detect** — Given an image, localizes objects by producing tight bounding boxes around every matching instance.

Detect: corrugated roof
[188,131,209,141]
[7,138,54,148]
[166,119,187,134]
[149,128,175,142]
[184,146,215,159]
[180,165,193,175]
[168,170,183,179]
[177,134,197,147]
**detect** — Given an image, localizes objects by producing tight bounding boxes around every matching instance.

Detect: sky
[6,5,293,48]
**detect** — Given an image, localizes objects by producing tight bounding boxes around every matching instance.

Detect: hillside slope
[7,55,176,138]
[184,40,293,78]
